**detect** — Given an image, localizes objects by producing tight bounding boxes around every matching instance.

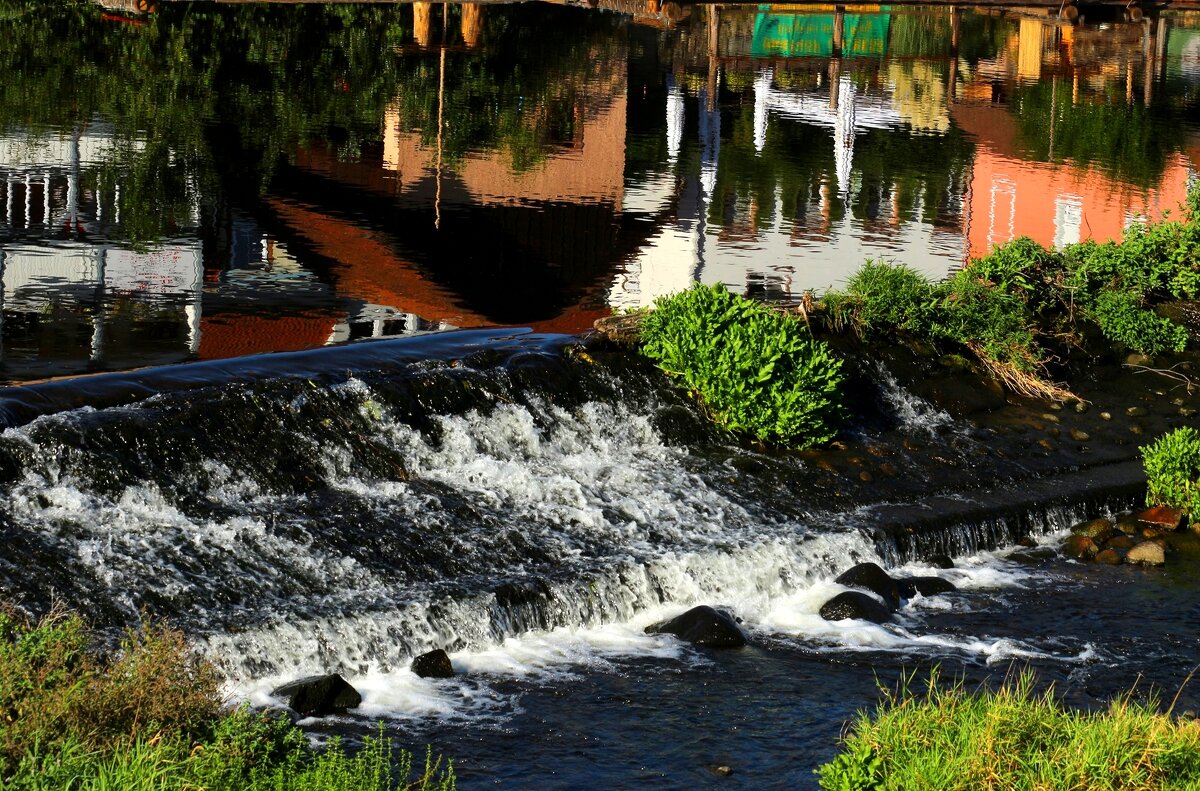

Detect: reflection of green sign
[1165,25,1200,80]
[752,7,892,58]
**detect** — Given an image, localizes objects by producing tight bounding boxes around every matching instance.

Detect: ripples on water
[0,1,1197,381]
[2,2,1200,787]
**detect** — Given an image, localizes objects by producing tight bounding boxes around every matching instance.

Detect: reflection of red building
[954,103,1196,259]
[198,312,342,360]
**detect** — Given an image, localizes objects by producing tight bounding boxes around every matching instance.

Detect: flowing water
[2,1,1200,787]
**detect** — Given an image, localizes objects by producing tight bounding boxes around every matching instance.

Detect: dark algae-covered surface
[1,1,1200,788]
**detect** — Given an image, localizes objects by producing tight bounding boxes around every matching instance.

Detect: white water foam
[0,380,1092,726]
[873,360,954,436]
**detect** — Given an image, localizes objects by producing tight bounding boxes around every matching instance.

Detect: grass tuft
[818,669,1200,791]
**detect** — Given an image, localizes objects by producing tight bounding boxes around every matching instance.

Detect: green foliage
[818,670,1200,791]
[832,262,939,336]
[821,187,1200,391]
[1090,291,1188,356]
[0,606,454,791]
[1141,427,1200,516]
[640,283,845,447]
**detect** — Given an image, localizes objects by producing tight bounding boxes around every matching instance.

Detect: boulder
[411,649,455,679]
[1070,517,1114,542]
[271,674,361,717]
[646,605,747,648]
[1094,548,1123,565]
[1135,506,1184,531]
[1115,516,1141,536]
[927,555,954,569]
[1062,534,1099,560]
[1105,535,1137,550]
[1127,541,1166,566]
[897,576,957,598]
[819,591,892,624]
[834,562,900,611]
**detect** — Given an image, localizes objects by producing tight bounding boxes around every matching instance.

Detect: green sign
[752,7,892,58]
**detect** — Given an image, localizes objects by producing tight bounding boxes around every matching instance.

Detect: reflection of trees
[387,6,624,173]
[0,2,621,243]
[1010,81,1190,186]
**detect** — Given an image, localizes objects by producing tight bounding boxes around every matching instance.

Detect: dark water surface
[2,2,1200,788]
[1,0,1198,381]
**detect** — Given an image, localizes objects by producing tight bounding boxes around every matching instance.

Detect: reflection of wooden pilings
[832,5,844,57]
[948,7,960,102]
[829,58,840,110]
[1142,19,1153,105]
[414,1,432,48]
[1155,16,1169,83]
[706,5,718,112]
[461,2,482,49]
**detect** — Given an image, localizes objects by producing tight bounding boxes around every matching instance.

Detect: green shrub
[1088,290,1188,355]
[1141,427,1200,515]
[818,670,1200,791]
[968,235,1065,313]
[639,283,845,447]
[817,187,1200,398]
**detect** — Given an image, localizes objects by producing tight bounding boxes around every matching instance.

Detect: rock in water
[1135,506,1184,531]
[1070,517,1114,542]
[411,649,455,679]
[1126,541,1166,566]
[1062,534,1098,560]
[272,674,362,717]
[897,576,957,598]
[645,605,747,648]
[928,555,954,569]
[819,592,892,624]
[834,562,900,610]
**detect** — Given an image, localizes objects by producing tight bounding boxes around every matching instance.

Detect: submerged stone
[1095,548,1123,565]
[272,674,362,717]
[834,562,900,611]
[897,576,957,598]
[411,649,455,679]
[646,605,747,648]
[819,591,891,624]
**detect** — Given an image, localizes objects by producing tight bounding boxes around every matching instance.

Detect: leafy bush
[818,670,1200,790]
[819,187,1200,397]
[1089,291,1188,355]
[1141,427,1200,515]
[640,283,845,447]
[0,605,455,790]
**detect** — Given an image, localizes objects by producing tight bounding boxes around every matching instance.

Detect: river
[1,1,1199,787]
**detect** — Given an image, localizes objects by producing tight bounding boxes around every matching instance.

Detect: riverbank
[0,606,455,790]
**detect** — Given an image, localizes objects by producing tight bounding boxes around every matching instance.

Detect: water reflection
[0,1,1197,381]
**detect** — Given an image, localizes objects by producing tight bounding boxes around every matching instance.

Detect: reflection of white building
[0,126,205,373]
[0,241,203,360]
[610,68,967,311]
